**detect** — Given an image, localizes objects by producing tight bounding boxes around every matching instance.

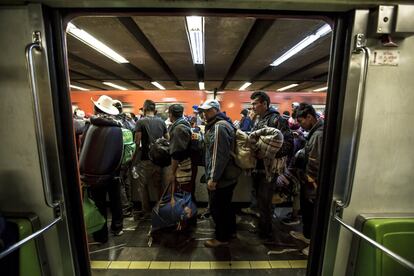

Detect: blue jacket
[204,113,240,188]
[240,116,253,132]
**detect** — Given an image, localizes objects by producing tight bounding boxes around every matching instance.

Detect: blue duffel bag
[151,187,197,232]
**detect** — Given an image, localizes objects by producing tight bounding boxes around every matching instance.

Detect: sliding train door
[317,6,414,276]
[0,4,89,275]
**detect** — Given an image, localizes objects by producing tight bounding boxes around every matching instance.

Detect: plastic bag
[83,189,105,235]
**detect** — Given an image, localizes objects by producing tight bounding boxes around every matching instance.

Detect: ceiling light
[70,84,89,91]
[277,83,299,91]
[185,16,204,64]
[270,24,331,67]
[66,22,129,64]
[151,81,166,90]
[313,86,328,92]
[198,82,205,90]
[103,82,128,90]
[239,82,252,91]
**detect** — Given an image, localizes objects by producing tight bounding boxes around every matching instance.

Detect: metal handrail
[336,38,371,208]
[334,215,414,271]
[25,31,59,208]
[0,216,62,260]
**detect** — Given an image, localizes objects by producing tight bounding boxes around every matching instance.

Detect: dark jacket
[303,119,324,199]
[168,117,191,161]
[204,112,240,188]
[79,114,123,183]
[239,116,253,132]
[252,107,294,159]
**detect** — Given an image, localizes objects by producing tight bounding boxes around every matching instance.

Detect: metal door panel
[0,4,76,275]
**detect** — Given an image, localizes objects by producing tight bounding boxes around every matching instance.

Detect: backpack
[148,137,171,167]
[121,128,136,165]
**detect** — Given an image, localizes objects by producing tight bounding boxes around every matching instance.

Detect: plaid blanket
[248,127,285,181]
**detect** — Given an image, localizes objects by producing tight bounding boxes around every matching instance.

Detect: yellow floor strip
[149,261,171,269]
[289,260,308,268]
[190,261,211,269]
[90,261,111,269]
[211,261,232,269]
[108,261,130,269]
[129,261,151,269]
[269,260,291,268]
[91,260,306,270]
[170,261,191,269]
[249,261,271,269]
[229,261,251,269]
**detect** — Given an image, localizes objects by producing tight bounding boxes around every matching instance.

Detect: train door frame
[42,6,356,275]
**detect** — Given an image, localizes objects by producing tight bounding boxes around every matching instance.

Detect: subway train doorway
[65,12,335,276]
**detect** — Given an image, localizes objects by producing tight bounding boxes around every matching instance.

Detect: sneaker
[289,231,310,244]
[281,217,301,226]
[241,207,260,218]
[301,246,309,256]
[112,230,124,236]
[204,239,229,248]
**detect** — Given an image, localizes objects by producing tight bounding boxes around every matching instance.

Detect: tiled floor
[89,207,308,275]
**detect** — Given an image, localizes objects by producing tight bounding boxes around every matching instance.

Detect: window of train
[68,14,332,272]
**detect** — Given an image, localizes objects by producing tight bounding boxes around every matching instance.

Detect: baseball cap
[198,100,220,111]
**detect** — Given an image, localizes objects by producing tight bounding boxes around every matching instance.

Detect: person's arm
[208,123,232,187]
[306,131,323,188]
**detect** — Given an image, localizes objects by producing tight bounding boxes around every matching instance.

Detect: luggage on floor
[151,184,197,232]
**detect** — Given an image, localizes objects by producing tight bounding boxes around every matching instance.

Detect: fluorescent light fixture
[313,86,328,92]
[239,82,252,91]
[277,83,299,91]
[70,84,89,91]
[103,82,128,90]
[151,81,166,90]
[199,82,205,90]
[66,22,129,64]
[185,16,204,64]
[270,24,331,67]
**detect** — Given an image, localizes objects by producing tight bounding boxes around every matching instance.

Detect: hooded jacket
[204,112,240,188]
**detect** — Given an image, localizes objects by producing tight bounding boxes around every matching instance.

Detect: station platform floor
[89,207,308,276]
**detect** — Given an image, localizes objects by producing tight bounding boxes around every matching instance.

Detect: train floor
[89,207,308,276]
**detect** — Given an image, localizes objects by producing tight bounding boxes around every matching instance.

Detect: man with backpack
[249,91,294,241]
[166,104,193,196]
[79,95,124,243]
[198,100,240,248]
[113,100,136,216]
[133,100,169,219]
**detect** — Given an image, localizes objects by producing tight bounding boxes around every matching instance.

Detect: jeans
[209,183,237,242]
[89,177,123,243]
[253,173,274,237]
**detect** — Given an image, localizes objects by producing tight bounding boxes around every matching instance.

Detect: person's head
[113,99,123,114]
[92,95,119,116]
[73,108,85,119]
[240,109,248,118]
[143,99,156,115]
[283,111,290,117]
[168,104,184,122]
[295,103,318,131]
[198,99,220,122]
[250,91,270,116]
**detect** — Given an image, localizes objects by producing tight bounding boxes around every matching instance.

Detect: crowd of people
[75,91,324,256]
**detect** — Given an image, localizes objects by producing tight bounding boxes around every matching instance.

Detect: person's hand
[207,180,217,191]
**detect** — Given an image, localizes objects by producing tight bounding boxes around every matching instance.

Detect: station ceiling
[68,16,331,92]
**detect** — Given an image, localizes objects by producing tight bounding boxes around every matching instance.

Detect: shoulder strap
[142,118,156,143]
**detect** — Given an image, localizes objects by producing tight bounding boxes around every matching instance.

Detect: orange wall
[71,90,206,117]
[71,90,326,121]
